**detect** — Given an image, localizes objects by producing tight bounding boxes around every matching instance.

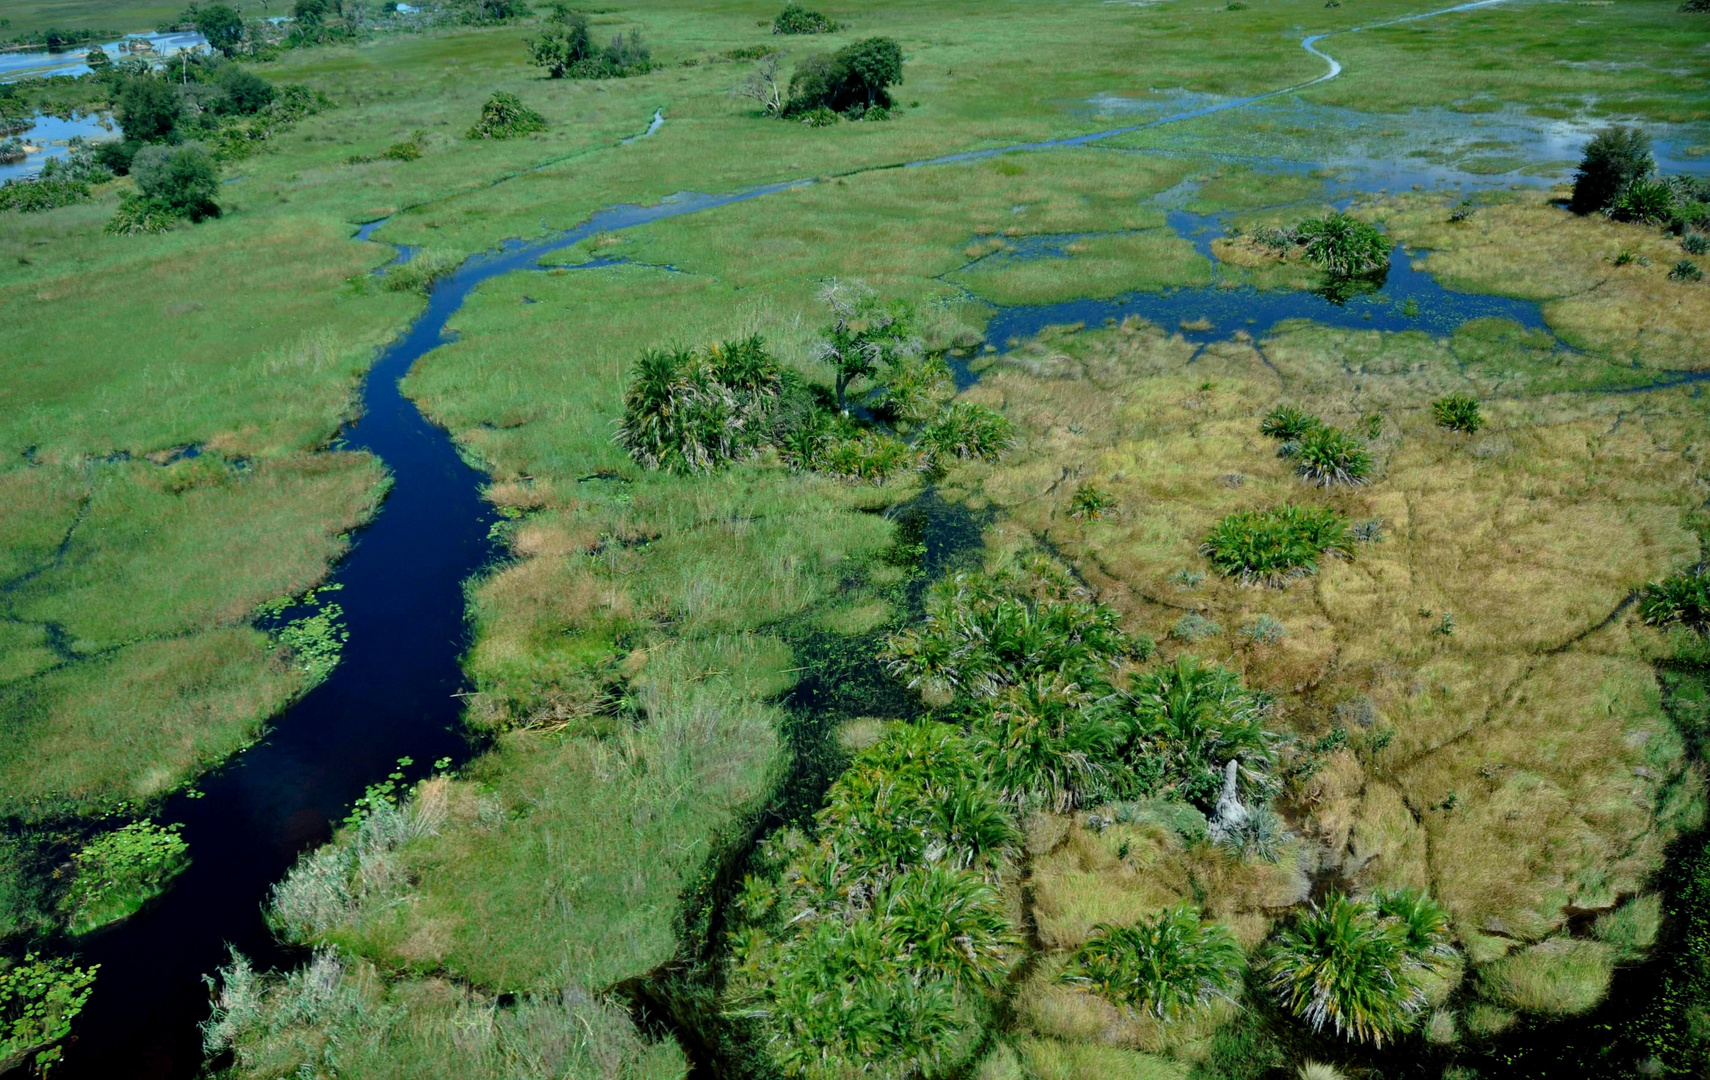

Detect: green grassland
[3,0,1709,1072]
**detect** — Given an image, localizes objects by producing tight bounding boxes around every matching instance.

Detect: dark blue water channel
[54,185,804,1078]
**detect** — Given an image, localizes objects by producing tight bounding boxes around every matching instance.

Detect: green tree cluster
[527,8,654,79]
[783,36,903,119]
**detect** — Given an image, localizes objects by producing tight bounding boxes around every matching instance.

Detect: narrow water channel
[40,0,1707,1069]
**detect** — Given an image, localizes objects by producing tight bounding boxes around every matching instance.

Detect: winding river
[48,0,1703,1071]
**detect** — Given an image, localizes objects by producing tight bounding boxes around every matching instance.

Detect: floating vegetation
[277,600,350,683]
[60,822,190,935]
[0,952,99,1074]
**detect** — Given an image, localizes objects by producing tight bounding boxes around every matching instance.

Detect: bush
[529,8,594,77]
[1572,126,1654,215]
[1061,904,1245,1020]
[784,36,903,116]
[1296,213,1389,277]
[1264,892,1449,1046]
[130,142,220,220]
[104,192,179,234]
[798,104,839,126]
[969,675,1123,810]
[1640,566,1710,633]
[1292,425,1371,487]
[1431,393,1483,434]
[1260,405,1319,441]
[0,953,99,1074]
[1202,504,1353,586]
[1684,0,1710,10]
[1684,232,1709,256]
[816,426,914,484]
[774,2,842,33]
[117,75,181,143]
[0,178,91,213]
[467,92,547,139]
[214,65,275,115]
[1669,258,1703,282]
[917,401,1013,464]
[60,822,189,935]
[616,335,783,473]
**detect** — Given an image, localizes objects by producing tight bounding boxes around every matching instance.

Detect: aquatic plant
[882,558,1137,698]
[467,92,546,139]
[1265,894,1431,1046]
[1260,405,1320,441]
[1431,393,1484,434]
[1296,212,1389,277]
[0,952,99,1074]
[1201,504,1354,586]
[1572,126,1654,215]
[1292,425,1372,487]
[773,2,842,33]
[60,822,189,935]
[1061,904,1245,1020]
[1639,566,1710,633]
[1102,655,1277,807]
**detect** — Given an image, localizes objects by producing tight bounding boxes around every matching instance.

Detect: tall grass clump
[382,249,461,294]
[1292,425,1371,487]
[1202,505,1353,586]
[1431,393,1484,434]
[1296,213,1389,277]
[1640,566,1710,633]
[467,92,546,139]
[1264,890,1453,1046]
[616,335,783,473]
[1060,903,1245,1020]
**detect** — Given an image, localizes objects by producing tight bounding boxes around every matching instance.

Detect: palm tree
[1108,656,1276,808]
[968,674,1122,810]
[1062,903,1245,1020]
[1264,894,1426,1046]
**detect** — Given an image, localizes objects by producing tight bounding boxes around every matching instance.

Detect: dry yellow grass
[949,250,1706,972]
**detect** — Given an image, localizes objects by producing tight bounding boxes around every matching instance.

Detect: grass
[1477,939,1617,1016]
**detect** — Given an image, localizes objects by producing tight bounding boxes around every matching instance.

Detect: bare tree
[731,52,787,117]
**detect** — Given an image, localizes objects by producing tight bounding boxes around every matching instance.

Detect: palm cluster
[1295,212,1391,278]
[615,334,783,473]
[1260,406,1373,486]
[1061,903,1246,1020]
[1640,565,1710,633]
[1201,504,1355,586]
[1264,890,1454,1047]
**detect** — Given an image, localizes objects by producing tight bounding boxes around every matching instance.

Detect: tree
[732,51,787,115]
[195,4,245,55]
[526,8,592,78]
[131,143,221,220]
[836,36,902,109]
[215,65,275,114]
[117,76,181,143]
[1571,126,1654,215]
[813,279,921,411]
[292,0,340,25]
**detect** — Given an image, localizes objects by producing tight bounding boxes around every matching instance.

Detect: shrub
[1684,0,1710,10]
[467,92,546,139]
[882,556,1137,698]
[1669,258,1704,282]
[784,36,903,115]
[917,401,1013,464]
[1202,504,1353,586]
[814,280,922,410]
[616,335,782,473]
[104,192,180,234]
[1172,613,1222,642]
[1292,425,1371,487]
[1265,894,1439,1046]
[1251,223,1299,254]
[1572,126,1654,215]
[968,675,1124,810]
[1352,518,1385,544]
[130,142,220,221]
[1068,482,1117,521]
[1061,904,1245,1020]
[1260,405,1319,441]
[60,822,189,934]
[1612,177,1677,223]
[1430,393,1483,434]
[1640,566,1710,633]
[1103,655,1276,808]
[380,139,422,161]
[1296,213,1389,277]
[0,178,92,213]
[798,105,839,127]
[527,8,593,77]
[1684,232,1709,256]
[1239,615,1286,645]
[0,953,99,1074]
[774,3,842,33]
